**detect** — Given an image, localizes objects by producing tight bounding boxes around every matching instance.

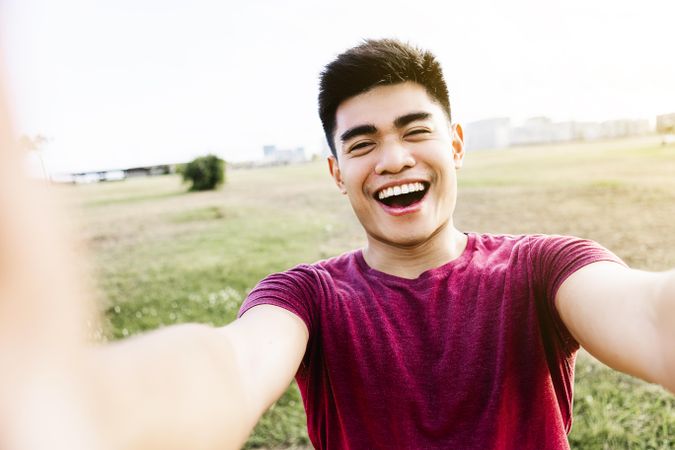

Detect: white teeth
[377,182,426,200]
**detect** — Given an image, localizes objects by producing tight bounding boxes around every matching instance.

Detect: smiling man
[1,39,674,450]
[235,39,675,449]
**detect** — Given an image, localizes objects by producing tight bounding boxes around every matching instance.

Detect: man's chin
[367,228,436,250]
[365,218,452,250]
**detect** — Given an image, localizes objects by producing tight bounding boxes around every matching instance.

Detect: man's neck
[362,223,468,279]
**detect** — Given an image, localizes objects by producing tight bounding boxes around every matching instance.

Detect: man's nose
[374,139,415,174]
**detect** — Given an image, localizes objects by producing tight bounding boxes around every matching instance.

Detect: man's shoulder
[470,232,532,253]
[240,251,363,322]
[261,249,363,285]
[467,232,600,268]
[472,232,530,244]
[305,248,364,279]
[471,232,588,251]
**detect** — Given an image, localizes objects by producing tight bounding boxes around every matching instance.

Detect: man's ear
[451,123,465,169]
[327,156,347,194]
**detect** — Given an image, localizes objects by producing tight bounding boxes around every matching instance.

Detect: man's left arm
[556,262,675,393]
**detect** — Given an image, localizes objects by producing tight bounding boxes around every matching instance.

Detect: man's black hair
[318,38,452,158]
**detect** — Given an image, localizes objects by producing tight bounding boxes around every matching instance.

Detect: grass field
[60,136,674,449]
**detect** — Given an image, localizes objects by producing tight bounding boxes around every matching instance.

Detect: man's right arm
[0,64,308,450]
[90,305,308,450]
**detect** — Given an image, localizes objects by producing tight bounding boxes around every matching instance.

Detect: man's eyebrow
[339,112,432,143]
[340,124,377,143]
[394,112,432,128]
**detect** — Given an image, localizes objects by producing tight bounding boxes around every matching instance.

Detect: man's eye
[350,142,374,152]
[405,128,430,137]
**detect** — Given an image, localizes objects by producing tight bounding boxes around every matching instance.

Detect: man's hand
[0,57,101,449]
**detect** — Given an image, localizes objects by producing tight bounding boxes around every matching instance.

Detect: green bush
[181,154,226,191]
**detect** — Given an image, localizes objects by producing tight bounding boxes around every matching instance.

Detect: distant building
[601,119,650,138]
[125,164,171,177]
[261,145,306,164]
[102,170,126,181]
[464,116,651,150]
[464,118,511,150]
[71,170,126,184]
[73,173,102,184]
[263,145,277,158]
[551,121,576,142]
[657,113,675,145]
[570,122,604,141]
[510,117,557,146]
[61,164,172,184]
[656,113,675,134]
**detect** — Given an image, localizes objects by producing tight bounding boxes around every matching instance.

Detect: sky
[2,0,674,174]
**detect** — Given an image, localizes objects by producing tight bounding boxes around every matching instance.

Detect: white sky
[2,0,674,173]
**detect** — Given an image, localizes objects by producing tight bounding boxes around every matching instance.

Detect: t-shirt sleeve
[238,264,319,338]
[527,234,627,354]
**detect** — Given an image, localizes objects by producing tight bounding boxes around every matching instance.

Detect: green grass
[63,135,675,449]
[571,352,673,449]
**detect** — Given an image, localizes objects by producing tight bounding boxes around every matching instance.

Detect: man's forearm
[89,323,258,450]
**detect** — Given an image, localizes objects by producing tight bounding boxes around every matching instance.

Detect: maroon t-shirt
[239,233,624,449]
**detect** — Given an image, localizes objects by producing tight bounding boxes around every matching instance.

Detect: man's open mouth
[374,182,429,208]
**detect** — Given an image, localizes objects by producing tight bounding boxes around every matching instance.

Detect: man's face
[328,82,464,248]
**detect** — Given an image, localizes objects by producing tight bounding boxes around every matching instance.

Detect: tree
[18,134,49,181]
[180,154,226,191]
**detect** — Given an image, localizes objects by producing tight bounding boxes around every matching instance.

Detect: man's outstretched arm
[0,63,308,449]
[557,262,675,393]
[90,305,308,450]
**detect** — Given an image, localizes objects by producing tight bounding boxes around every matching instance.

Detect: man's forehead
[334,82,445,133]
